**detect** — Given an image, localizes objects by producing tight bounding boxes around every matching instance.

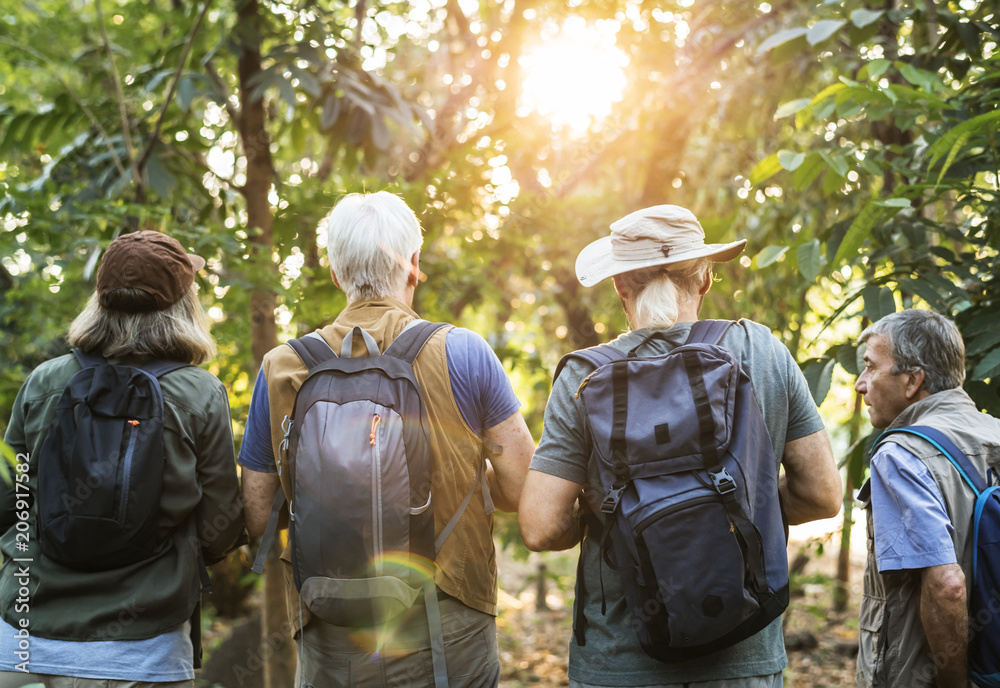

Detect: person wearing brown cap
[519,206,841,688]
[0,231,246,687]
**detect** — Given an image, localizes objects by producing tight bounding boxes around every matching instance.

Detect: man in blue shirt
[855,309,1000,688]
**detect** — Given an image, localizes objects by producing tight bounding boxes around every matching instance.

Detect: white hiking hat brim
[576,205,747,287]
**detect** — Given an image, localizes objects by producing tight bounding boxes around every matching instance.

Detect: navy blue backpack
[878,425,1000,688]
[556,320,789,662]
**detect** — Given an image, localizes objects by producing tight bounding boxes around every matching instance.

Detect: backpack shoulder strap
[554,345,626,382]
[687,320,734,346]
[383,320,450,365]
[72,348,105,369]
[141,360,192,378]
[880,425,987,495]
[286,331,338,371]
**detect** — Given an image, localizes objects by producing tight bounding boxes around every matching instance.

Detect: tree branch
[94,0,142,190]
[137,0,213,174]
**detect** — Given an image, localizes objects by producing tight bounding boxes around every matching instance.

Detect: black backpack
[36,349,189,570]
[558,320,789,662]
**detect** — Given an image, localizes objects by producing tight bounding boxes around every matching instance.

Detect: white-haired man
[240,191,534,686]
[855,309,1000,688]
[519,205,841,687]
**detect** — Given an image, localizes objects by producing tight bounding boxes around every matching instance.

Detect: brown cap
[575,205,747,287]
[96,231,206,312]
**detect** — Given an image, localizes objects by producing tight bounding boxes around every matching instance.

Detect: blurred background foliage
[1,0,997,670]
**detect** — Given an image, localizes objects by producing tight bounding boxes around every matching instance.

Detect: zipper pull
[127,420,140,426]
[370,414,382,445]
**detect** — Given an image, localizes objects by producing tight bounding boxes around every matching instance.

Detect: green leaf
[878,197,911,208]
[865,59,891,80]
[966,325,1000,357]
[754,245,789,269]
[749,153,782,185]
[803,358,836,405]
[793,153,825,190]
[775,99,811,119]
[321,94,341,130]
[926,110,1000,182]
[834,203,882,266]
[898,62,938,92]
[177,76,195,112]
[807,20,846,46]
[819,151,850,178]
[757,27,809,54]
[845,438,868,491]
[851,9,884,28]
[898,278,946,309]
[796,239,821,282]
[777,150,805,171]
[145,150,177,200]
[837,344,859,377]
[971,348,1000,381]
[863,285,896,322]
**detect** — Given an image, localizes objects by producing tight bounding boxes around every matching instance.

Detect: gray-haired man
[856,309,1000,688]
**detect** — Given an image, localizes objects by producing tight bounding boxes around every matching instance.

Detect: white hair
[325,191,424,302]
[617,258,712,329]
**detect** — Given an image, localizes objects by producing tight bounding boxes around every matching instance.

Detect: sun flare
[519,22,628,131]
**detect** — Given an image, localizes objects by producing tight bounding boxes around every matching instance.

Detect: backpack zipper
[634,494,718,535]
[120,420,140,520]
[371,413,384,576]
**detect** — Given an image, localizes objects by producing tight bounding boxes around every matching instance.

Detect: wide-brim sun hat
[97,231,206,312]
[576,205,747,287]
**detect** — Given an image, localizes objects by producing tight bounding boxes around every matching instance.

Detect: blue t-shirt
[870,442,957,573]
[239,327,521,472]
[0,618,192,680]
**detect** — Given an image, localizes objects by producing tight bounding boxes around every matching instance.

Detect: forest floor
[496,509,866,688]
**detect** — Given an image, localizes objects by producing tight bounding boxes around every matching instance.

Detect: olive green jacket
[0,353,247,640]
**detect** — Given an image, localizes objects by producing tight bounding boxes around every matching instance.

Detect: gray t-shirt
[530,319,825,686]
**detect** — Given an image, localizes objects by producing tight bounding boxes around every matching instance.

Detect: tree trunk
[235,0,294,685]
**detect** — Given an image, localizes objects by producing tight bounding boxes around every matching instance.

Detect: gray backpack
[253,321,492,688]
[558,320,789,662]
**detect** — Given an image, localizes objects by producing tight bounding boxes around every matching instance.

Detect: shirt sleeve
[444,327,521,435]
[870,442,957,573]
[529,358,592,486]
[780,339,826,442]
[237,368,278,473]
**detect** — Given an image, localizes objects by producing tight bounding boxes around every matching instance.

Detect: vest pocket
[857,594,885,687]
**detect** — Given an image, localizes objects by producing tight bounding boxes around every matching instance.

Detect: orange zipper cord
[370,414,382,445]
[127,420,139,426]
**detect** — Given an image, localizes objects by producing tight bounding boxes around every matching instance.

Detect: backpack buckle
[709,468,736,495]
[601,485,626,514]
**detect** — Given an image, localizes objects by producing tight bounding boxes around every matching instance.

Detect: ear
[407,251,420,288]
[330,266,341,289]
[612,274,629,300]
[698,269,713,296]
[904,367,926,400]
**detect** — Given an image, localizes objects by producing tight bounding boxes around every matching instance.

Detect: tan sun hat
[575,205,747,287]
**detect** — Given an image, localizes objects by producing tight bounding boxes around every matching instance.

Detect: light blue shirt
[870,442,957,573]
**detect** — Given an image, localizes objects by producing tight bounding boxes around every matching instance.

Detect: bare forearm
[780,431,842,524]
[921,564,968,688]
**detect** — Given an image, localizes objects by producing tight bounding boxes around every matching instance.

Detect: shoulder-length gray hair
[617,257,712,329]
[67,286,216,364]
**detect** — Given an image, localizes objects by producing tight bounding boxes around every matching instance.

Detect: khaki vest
[858,388,1000,688]
[261,299,497,632]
